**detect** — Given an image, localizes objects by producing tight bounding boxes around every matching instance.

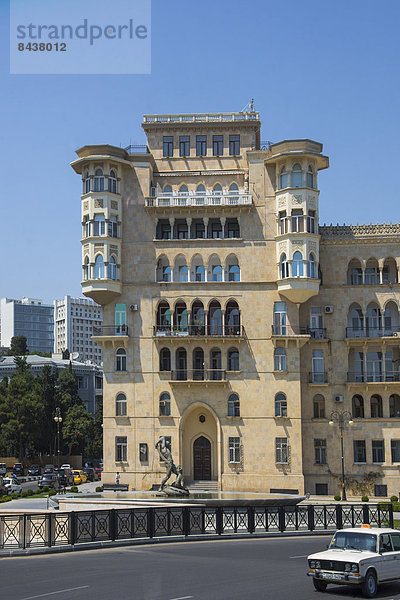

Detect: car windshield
[330,532,377,552]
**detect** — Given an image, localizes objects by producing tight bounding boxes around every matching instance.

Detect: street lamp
[54,407,62,490]
[329,410,354,501]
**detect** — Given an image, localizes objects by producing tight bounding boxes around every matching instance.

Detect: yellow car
[72,470,87,485]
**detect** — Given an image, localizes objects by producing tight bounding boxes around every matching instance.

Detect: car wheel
[313,579,327,592]
[361,570,377,598]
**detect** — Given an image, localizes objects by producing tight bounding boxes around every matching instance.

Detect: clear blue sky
[1,0,399,302]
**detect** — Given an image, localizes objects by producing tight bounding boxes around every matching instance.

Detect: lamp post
[329,410,353,501]
[54,407,62,490]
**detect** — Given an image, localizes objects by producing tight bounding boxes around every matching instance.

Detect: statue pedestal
[156,485,190,497]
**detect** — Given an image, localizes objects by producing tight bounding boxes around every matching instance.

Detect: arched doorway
[193,436,211,480]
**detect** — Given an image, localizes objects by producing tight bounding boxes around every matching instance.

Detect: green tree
[85,402,103,459]
[8,335,28,356]
[63,404,93,456]
[36,365,58,456]
[55,366,82,414]
[62,349,70,360]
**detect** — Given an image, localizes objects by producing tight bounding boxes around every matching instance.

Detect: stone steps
[188,480,219,492]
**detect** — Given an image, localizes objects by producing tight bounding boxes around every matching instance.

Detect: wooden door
[193,436,211,480]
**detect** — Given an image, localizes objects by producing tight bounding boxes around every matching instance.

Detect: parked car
[307,525,400,597]
[94,468,102,480]
[43,464,55,474]
[60,463,71,470]
[72,470,87,485]
[59,468,74,486]
[12,463,24,476]
[0,463,6,477]
[2,477,22,495]
[27,464,42,477]
[83,467,98,482]
[38,473,58,489]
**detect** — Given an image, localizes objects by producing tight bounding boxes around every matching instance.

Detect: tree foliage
[7,335,28,356]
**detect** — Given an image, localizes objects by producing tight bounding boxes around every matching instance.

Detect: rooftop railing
[143,112,260,124]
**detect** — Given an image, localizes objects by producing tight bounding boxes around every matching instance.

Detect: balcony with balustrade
[170,369,227,383]
[153,325,245,341]
[145,190,252,210]
[91,325,129,346]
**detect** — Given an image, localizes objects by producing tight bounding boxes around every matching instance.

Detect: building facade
[0,297,54,354]
[71,110,400,498]
[0,355,102,414]
[54,295,103,365]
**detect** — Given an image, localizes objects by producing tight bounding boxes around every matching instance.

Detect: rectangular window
[314,439,327,464]
[315,483,328,496]
[213,135,223,156]
[115,303,126,335]
[311,349,324,383]
[278,211,288,234]
[139,443,148,462]
[374,484,387,497]
[229,134,240,156]
[354,440,366,463]
[196,135,207,156]
[291,209,304,233]
[116,436,127,461]
[163,136,173,157]
[372,440,385,463]
[273,301,287,335]
[313,397,325,419]
[391,440,400,462]
[275,437,288,463]
[228,437,241,463]
[307,210,316,233]
[179,136,190,157]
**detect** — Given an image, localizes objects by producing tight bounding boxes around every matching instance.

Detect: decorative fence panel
[0,503,393,551]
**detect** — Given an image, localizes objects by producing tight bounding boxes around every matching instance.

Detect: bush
[95,486,103,493]
[391,495,398,503]
[21,490,29,497]
[27,489,34,496]
[34,487,42,494]
[42,486,49,492]
[11,493,18,499]
[334,494,341,501]
[70,486,78,493]
[48,488,57,496]
[361,495,369,502]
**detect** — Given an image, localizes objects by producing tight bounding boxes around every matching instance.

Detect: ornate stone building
[71,111,400,497]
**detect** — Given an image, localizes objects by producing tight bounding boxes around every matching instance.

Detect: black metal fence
[0,503,393,551]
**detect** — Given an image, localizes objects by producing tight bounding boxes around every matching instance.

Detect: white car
[60,463,71,470]
[2,477,22,496]
[308,526,400,597]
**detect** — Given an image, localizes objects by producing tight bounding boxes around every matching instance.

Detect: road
[2,536,400,600]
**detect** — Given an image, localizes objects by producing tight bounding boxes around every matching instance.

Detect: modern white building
[53,296,103,365]
[0,297,54,354]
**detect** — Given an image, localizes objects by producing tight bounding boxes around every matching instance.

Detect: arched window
[347,304,364,337]
[366,304,382,337]
[306,165,314,188]
[225,301,240,335]
[275,392,287,417]
[279,166,288,189]
[229,182,239,194]
[212,265,223,282]
[159,392,171,416]
[352,395,364,418]
[179,265,189,282]
[390,394,400,418]
[274,347,287,371]
[209,301,222,335]
[93,168,104,192]
[228,264,240,282]
[84,172,91,193]
[212,183,222,204]
[307,253,316,278]
[210,348,222,380]
[174,301,188,332]
[191,301,205,335]
[228,393,240,417]
[94,214,106,236]
[159,348,171,371]
[195,265,205,282]
[365,258,379,285]
[175,347,187,380]
[370,394,383,418]
[116,393,127,416]
[83,257,89,281]
[384,301,400,335]
[108,169,117,194]
[280,254,289,279]
[156,302,171,333]
[313,394,325,419]
[108,256,117,280]
[94,255,105,279]
[163,184,172,195]
[291,163,302,188]
[179,184,188,195]
[193,347,205,380]
[196,183,206,194]
[156,256,171,282]
[292,251,303,277]
[347,259,363,285]
[116,348,127,372]
[228,348,239,371]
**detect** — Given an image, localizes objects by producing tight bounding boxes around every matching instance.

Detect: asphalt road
[3,536,400,600]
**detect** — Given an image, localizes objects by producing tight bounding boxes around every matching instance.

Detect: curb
[0,529,334,558]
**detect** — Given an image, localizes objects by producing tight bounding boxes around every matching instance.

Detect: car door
[379,534,398,580]
[388,533,400,579]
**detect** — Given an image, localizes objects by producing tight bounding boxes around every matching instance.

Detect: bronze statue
[155,436,188,494]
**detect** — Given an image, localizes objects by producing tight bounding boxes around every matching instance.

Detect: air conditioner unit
[129,304,138,311]
[324,305,334,314]
[335,394,344,403]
